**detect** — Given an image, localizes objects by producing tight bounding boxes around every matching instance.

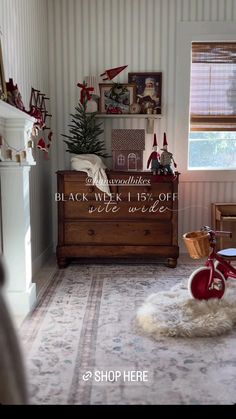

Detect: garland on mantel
[0,130,53,163]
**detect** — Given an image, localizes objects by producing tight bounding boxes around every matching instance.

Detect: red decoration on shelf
[6,78,25,111]
[100,65,128,81]
[77,81,94,105]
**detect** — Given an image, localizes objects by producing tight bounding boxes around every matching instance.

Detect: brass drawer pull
[88,229,95,236]
[144,229,150,236]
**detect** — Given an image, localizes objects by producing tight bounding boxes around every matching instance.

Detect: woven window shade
[190,42,236,131]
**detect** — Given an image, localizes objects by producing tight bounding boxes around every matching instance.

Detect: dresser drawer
[64,180,95,195]
[64,221,172,245]
[64,200,173,220]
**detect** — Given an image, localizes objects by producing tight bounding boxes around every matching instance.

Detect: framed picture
[128,72,162,114]
[99,83,136,114]
[0,39,7,101]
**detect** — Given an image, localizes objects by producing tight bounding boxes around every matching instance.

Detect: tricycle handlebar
[215,231,232,238]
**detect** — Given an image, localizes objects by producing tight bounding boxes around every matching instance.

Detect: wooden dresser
[56,171,179,268]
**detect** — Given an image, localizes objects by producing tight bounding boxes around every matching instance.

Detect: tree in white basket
[62,85,110,195]
[62,89,109,158]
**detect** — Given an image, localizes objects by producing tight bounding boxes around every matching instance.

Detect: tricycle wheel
[188,267,225,300]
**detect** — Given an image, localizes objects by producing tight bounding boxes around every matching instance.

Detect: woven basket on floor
[183,231,210,259]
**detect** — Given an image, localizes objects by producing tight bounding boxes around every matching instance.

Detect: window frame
[175,22,236,181]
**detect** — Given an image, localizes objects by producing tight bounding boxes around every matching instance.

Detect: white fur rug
[137,280,236,338]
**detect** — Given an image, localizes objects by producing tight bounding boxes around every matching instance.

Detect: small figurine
[6,78,25,111]
[147,134,161,175]
[160,132,177,175]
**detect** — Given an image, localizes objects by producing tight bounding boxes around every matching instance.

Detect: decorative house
[111,129,145,171]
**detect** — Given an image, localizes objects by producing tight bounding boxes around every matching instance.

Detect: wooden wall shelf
[95,114,162,119]
[95,113,162,133]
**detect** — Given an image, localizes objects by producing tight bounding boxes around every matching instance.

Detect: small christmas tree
[62,98,109,158]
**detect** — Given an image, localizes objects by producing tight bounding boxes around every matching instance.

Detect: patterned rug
[20,258,236,405]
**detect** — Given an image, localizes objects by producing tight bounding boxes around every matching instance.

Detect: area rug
[19,258,236,405]
[137,280,236,338]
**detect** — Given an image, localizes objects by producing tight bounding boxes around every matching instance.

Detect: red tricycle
[183,226,236,300]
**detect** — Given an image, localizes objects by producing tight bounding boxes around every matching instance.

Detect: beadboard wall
[48,0,236,251]
[0,0,53,274]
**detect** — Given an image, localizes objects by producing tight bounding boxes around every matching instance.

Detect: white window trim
[175,22,236,182]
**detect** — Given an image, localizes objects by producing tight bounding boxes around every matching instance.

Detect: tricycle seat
[217,248,236,259]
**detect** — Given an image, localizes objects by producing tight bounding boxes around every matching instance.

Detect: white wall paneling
[0,0,53,274]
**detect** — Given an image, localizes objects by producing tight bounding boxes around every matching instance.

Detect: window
[189,42,236,169]
[117,154,125,166]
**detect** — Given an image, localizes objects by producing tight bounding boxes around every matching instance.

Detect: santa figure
[139,77,159,103]
[147,134,161,175]
[160,133,177,175]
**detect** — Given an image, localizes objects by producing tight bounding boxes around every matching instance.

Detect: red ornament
[100,65,128,81]
[37,138,47,152]
[77,81,94,104]
[29,106,45,129]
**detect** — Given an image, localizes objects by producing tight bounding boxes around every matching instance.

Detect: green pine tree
[62,100,109,158]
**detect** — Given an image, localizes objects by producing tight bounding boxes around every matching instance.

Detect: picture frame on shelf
[99,83,136,114]
[128,72,162,114]
[0,39,7,101]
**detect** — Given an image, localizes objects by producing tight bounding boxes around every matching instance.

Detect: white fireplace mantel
[0,100,37,317]
[0,100,36,165]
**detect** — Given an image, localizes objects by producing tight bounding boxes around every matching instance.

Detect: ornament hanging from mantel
[28,87,52,132]
[28,87,53,158]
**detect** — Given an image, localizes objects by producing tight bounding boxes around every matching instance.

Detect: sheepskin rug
[137,279,236,338]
